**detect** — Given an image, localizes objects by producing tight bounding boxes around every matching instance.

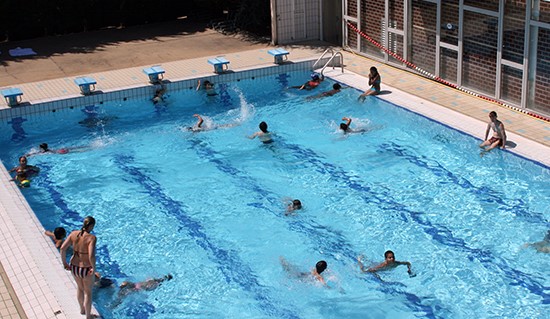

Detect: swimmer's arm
[366,262,386,272]
[342,117,352,127]
[484,124,491,140]
[45,230,55,239]
[193,114,204,128]
[196,80,201,91]
[357,256,368,273]
[369,74,380,86]
[397,261,412,273]
[248,132,259,139]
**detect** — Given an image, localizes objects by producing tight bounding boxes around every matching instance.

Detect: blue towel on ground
[9,47,36,57]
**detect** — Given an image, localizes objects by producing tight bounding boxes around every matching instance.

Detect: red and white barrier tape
[346,22,550,123]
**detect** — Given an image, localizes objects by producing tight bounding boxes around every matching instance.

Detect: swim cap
[311,73,320,80]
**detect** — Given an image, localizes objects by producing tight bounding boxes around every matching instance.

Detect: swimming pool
[0,71,549,319]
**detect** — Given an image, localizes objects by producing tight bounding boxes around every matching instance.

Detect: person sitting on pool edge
[340,117,365,134]
[292,73,324,90]
[358,250,414,277]
[479,111,507,155]
[248,121,273,144]
[285,199,302,215]
[358,66,381,101]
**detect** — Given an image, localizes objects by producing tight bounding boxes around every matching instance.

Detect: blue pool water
[0,71,549,319]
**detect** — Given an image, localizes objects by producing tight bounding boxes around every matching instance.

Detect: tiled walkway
[0,43,549,319]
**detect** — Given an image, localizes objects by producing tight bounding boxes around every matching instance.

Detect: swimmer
[358,250,414,277]
[291,73,324,90]
[27,143,91,156]
[119,274,173,296]
[152,86,166,104]
[308,83,342,100]
[280,257,328,286]
[524,230,550,253]
[9,156,40,182]
[358,66,381,101]
[197,79,217,96]
[339,117,365,134]
[285,199,302,215]
[479,111,507,155]
[248,121,273,144]
[45,227,67,249]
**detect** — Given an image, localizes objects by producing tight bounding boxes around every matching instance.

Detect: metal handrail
[311,48,335,70]
[320,51,344,76]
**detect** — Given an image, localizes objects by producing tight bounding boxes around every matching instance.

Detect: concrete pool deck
[0,21,549,318]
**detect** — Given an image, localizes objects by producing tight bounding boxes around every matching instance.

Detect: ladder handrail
[311,48,335,70]
[320,51,344,76]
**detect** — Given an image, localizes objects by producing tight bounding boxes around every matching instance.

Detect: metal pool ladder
[312,48,344,76]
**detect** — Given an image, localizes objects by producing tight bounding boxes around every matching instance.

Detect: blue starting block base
[1,87,23,107]
[143,66,166,83]
[208,57,230,73]
[74,77,97,95]
[268,48,290,64]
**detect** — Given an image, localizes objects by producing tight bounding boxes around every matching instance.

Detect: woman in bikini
[60,216,97,319]
[359,66,381,101]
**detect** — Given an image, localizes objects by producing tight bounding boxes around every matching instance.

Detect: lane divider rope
[346,22,550,123]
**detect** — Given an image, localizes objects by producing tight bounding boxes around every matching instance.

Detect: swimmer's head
[204,80,213,88]
[292,199,302,210]
[259,121,268,133]
[333,83,342,90]
[370,66,379,75]
[54,227,66,240]
[311,73,320,81]
[98,277,114,288]
[19,156,28,164]
[489,111,497,119]
[340,123,349,132]
[81,216,96,232]
[40,143,49,151]
[384,250,395,261]
[316,260,327,274]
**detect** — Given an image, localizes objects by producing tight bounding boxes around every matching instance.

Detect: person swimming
[280,257,328,286]
[292,73,324,90]
[358,250,414,278]
[285,199,302,215]
[248,121,273,144]
[339,117,366,134]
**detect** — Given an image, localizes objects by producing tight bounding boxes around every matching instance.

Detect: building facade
[272,0,550,115]
[345,0,549,115]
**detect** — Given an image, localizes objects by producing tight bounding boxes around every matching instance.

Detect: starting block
[208,57,230,74]
[143,66,165,83]
[74,77,97,95]
[268,48,290,64]
[1,87,23,107]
